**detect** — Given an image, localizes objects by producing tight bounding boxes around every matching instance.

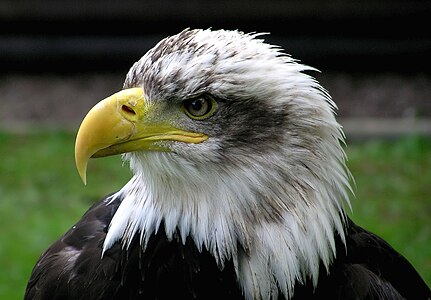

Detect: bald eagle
[25,29,430,300]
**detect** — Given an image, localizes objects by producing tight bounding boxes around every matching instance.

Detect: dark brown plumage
[25,195,430,299]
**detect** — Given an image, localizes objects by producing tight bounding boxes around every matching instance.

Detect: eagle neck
[103,149,351,299]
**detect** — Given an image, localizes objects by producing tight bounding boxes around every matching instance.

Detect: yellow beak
[75,88,208,184]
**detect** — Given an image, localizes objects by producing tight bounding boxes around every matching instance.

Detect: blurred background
[0,0,430,298]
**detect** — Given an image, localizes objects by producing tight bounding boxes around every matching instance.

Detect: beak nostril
[121,105,136,115]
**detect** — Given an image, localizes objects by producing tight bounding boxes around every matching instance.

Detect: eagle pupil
[191,99,203,112]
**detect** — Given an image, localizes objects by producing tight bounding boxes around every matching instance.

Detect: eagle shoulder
[293,218,431,299]
[24,195,244,300]
[24,195,121,300]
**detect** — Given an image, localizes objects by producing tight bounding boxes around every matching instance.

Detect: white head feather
[102,29,353,299]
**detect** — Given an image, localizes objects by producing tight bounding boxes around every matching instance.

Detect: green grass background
[0,131,430,299]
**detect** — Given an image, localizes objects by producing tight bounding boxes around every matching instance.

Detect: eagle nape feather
[25,29,430,300]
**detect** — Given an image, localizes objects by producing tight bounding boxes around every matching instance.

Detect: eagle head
[75,28,352,299]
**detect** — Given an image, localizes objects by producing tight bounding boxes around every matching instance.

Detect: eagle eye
[182,95,216,119]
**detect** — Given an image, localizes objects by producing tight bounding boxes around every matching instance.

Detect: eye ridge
[182,95,216,119]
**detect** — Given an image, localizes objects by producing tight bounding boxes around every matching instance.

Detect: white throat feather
[103,120,352,299]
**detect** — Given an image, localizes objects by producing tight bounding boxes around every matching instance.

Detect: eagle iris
[182,95,216,119]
